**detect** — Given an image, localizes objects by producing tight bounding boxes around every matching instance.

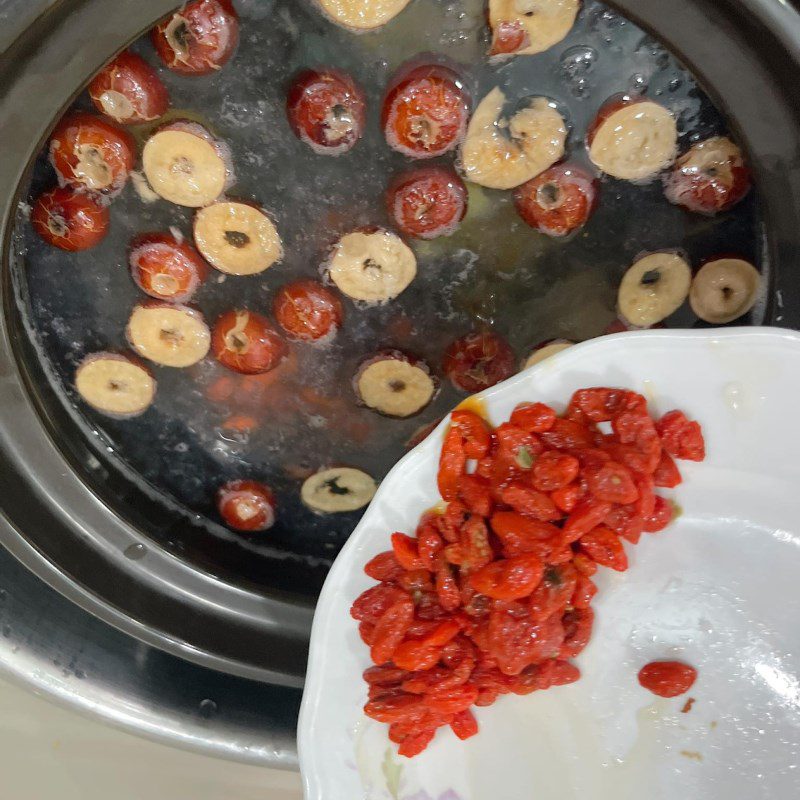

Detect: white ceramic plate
[299,328,800,800]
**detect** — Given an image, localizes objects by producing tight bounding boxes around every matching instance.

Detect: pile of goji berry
[351,387,705,758]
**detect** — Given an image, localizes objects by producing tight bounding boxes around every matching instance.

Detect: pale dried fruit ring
[354,351,437,418]
[618,253,692,327]
[194,201,282,275]
[315,0,412,30]
[461,88,567,190]
[588,98,677,182]
[326,229,416,304]
[143,129,227,207]
[522,339,574,370]
[301,467,377,514]
[126,303,211,368]
[75,353,155,418]
[489,0,580,57]
[689,257,760,324]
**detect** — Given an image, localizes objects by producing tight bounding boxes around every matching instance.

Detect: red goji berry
[391,532,424,570]
[540,418,594,451]
[458,473,493,517]
[571,574,597,609]
[529,564,578,621]
[560,607,594,658]
[371,596,414,665]
[638,660,697,697]
[567,387,631,423]
[532,451,580,492]
[643,495,673,532]
[417,526,444,571]
[364,551,404,582]
[469,553,544,601]
[435,559,462,611]
[398,728,436,758]
[656,410,705,461]
[500,482,561,521]
[509,401,556,433]
[579,526,628,571]
[450,709,479,740]
[563,500,612,543]
[572,552,598,576]
[351,583,407,623]
[451,409,492,458]
[490,511,563,559]
[550,483,582,514]
[438,426,466,501]
[653,451,682,488]
[605,504,644,545]
[585,461,639,504]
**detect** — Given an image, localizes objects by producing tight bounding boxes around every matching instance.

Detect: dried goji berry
[363,665,412,686]
[398,728,436,758]
[571,574,597,609]
[435,559,462,611]
[418,526,444,570]
[605,504,644,545]
[458,473,493,517]
[364,692,424,723]
[579,526,628,571]
[495,423,543,465]
[501,482,561,521]
[398,569,434,593]
[458,516,493,570]
[529,564,578,621]
[359,621,375,645]
[427,684,479,715]
[560,607,594,658]
[490,511,563,559]
[532,451,580,492]
[563,500,612,543]
[550,483,582,513]
[638,660,697,697]
[450,709,479,740]
[364,551,404,582]
[567,387,630,423]
[391,532,424,570]
[585,461,639,504]
[509,401,556,433]
[451,409,492,458]
[351,583,407,623]
[371,596,415,665]
[488,608,564,675]
[572,552,597,577]
[438,426,466,501]
[540,418,594,451]
[643,495,673,532]
[653,451,682,488]
[656,410,705,461]
[469,552,544,601]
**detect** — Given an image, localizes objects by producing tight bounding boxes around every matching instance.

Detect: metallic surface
[0,0,799,766]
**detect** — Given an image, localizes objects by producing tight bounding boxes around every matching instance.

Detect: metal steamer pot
[0,0,799,766]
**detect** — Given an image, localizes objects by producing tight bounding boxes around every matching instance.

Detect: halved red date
[217,479,276,531]
[442,331,515,393]
[129,232,208,302]
[211,309,287,374]
[31,187,110,251]
[273,279,343,342]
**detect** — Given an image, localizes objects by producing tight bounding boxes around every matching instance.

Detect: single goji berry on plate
[656,410,705,461]
[509,401,556,433]
[638,660,697,697]
[579,526,628,571]
[532,450,580,492]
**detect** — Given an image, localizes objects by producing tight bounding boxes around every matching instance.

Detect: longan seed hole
[171,156,194,176]
[514,0,537,15]
[721,285,733,300]
[536,182,562,210]
[640,269,661,287]
[224,230,251,248]
[107,380,126,392]
[324,478,351,496]
[362,258,382,273]
[705,166,719,177]
[389,379,407,393]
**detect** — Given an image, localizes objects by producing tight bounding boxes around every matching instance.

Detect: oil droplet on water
[559,45,598,99]
[629,73,649,93]
[124,543,147,561]
[199,699,218,718]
